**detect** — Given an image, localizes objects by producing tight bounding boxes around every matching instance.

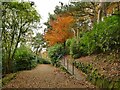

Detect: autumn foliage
[44,15,74,46]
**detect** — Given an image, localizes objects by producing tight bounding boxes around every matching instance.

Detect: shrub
[14,45,37,71]
[37,57,50,64]
[65,15,120,58]
[48,44,65,65]
[93,15,120,52]
[80,31,99,55]
[66,38,84,58]
[80,15,120,54]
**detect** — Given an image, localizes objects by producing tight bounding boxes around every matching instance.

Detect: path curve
[3,64,95,88]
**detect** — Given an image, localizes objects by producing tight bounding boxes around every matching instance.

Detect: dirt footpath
[3,64,95,88]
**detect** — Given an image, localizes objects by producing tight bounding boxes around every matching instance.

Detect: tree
[2,2,40,74]
[32,33,45,56]
[91,2,120,22]
[44,15,74,46]
[53,1,120,28]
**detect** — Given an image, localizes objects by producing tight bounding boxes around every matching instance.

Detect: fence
[60,56,75,75]
[59,56,87,81]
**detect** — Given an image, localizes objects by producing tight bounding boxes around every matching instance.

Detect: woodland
[1,1,120,89]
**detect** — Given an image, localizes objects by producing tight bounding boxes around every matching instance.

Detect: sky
[30,0,70,33]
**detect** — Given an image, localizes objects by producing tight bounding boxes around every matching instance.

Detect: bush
[65,15,120,58]
[80,31,99,55]
[48,44,65,65]
[66,38,84,58]
[80,15,120,55]
[37,57,50,64]
[14,45,37,71]
[94,15,120,51]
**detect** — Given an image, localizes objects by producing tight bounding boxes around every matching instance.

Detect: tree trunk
[11,21,28,61]
[97,3,102,23]
[117,2,120,12]
[76,28,79,44]
[97,2,104,23]
[11,32,21,61]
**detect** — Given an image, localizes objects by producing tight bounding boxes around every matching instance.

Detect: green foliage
[66,15,120,59]
[2,2,41,74]
[2,73,17,86]
[80,31,99,55]
[37,57,50,64]
[94,15,120,51]
[48,44,65,65]
[32,33,45,55]
[66,38,86,59]
[14,45,37,71]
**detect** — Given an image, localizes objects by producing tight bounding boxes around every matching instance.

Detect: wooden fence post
[72,59,74,75]
[72,63,74,75]
[64,56,65,66]
[67,59,68,70]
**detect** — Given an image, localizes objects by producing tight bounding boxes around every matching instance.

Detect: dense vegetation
[45,1,120,62]
[44,1,120,89]
[1,1,46,75]
[48,44,65,65]
[14,45,37,71]
[1,1,120,89]
[67,15,120,58]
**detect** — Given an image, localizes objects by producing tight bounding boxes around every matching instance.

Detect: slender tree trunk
[7,24,16,73]
[11,21,28,62]
[97,6,102,22]
[97,2,104,23]
[11,30,21,61]
[9,34,20,73]
[63,42,66,65]
[8,11,16,62]
[76,28,79,44]
[117,2,120,12]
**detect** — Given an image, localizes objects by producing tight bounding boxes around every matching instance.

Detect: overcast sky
[30,0,70,33]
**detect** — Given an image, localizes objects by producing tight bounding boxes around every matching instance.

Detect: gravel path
[3,64,95,88]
